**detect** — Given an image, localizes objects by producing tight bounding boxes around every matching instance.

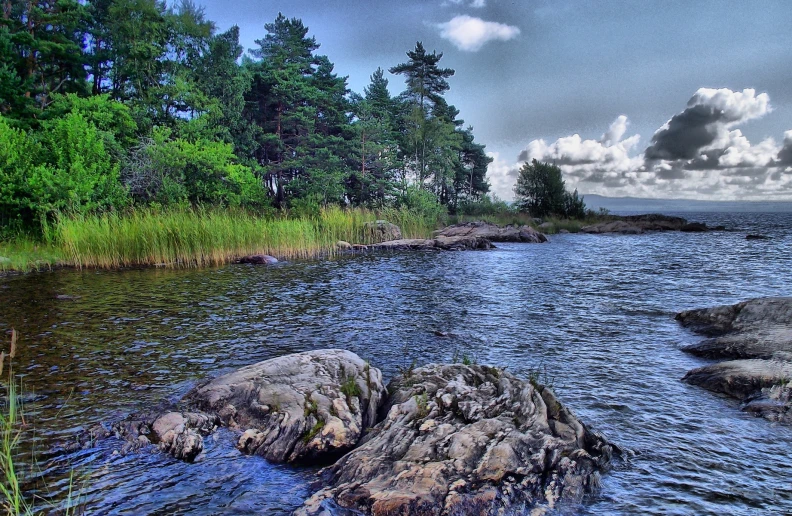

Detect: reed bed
[55,206,439,269]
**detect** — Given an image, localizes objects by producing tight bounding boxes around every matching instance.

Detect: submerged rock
[434,221,548,243]
[237,254,278,265]
[297,363,615,515]
[363,220,402,242]
[746,234,772,240]
[185,349,386,463]
[678,297,792,423]
[680,222,708,232]
[113,411,220,462]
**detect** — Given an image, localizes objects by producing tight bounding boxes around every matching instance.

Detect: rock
[433,221,547,243]
[351,244,368,251]
[296,364,615,515]
[185,349,386,463]
[112,411,219,462]
[713,225,727,231]
[581,220,643,234]
[678,297,792,423]
[237,254,278,265]
[363,221,402,242]
[581,214,708,234]
[538,221,553,230]
[336,241,353,250]
[371,235,494,251]
[682,358,792,400]
[680,222,708,232]
[559,229,570,234]
[746,234,772,240]
[676,297,792,359]
[532,218,543,225]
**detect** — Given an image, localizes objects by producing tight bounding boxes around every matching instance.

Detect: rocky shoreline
[68,350,617,515]
[581,214,718,234]
[676,297,792,423]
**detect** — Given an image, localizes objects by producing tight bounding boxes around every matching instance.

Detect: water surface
[1,212,791,515]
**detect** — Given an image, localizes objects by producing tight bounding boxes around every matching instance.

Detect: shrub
[514,159,587,218]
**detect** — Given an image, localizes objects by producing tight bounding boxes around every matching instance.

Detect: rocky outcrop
[581,214,707,234]
[185,349,386,463]
[237,254,278,265]
[363,220,402,242]
[677,298,792,423]
[296,364,615,515]
[433,221,548,243]
[676,297,792,359]
[371,235,494,251]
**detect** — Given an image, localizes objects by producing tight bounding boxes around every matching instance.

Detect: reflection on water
[1,212,791,515]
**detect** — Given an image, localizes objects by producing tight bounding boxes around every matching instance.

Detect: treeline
[0,1,491,235]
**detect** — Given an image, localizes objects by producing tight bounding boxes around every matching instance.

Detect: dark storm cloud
[778,132,792,165]
[655,167,688,180]
[644,104,724,161]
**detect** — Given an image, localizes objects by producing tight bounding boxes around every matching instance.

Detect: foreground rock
[433,221,548,243]
[371,235,494,251]
[113,411,220,462]
[186,349,386,463]
[581,214,706,234]
[677,297,792,423]
[297,364,615,515]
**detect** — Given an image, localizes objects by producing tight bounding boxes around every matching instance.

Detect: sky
[199,0,792,201]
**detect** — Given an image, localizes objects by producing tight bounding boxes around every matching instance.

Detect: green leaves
[514,159,587,218]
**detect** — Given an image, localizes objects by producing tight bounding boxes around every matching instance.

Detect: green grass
[0,206,440,271]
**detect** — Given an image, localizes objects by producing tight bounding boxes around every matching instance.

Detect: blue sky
[200,0,792,200]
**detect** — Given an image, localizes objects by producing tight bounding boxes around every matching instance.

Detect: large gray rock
[676,297,792,359]
[296,364,614,515]
[434,221,548,243]
[186,349,386,463]
[371,235,493,251]
[363,220,402,242]
[678,298,792,423]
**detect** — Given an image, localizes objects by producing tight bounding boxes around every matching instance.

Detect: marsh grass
[0,330,83,516]
[55,206,439,269]
[0,241,63,273]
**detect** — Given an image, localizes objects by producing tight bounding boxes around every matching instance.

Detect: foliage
[514,159,587,218]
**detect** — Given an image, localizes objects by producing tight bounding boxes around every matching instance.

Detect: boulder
[363,221,402,242]
[296,364,615,515]
[336,241,353,250]
[185,349,386,463]
[682,357,792,400]
[237,254,278,265]
[433,221,547,243]
[676,297,792,359]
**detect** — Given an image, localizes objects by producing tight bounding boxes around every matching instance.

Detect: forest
[0,0,493,238]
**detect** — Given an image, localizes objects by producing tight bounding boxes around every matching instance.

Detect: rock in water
[676,297,792,359]
[677,297,792,423]
[237,254,278,265]
[185,349,386,463]
[434,221,548,243]
[112,411,220,462]
[363,220,402,242]
[296,364,614,515]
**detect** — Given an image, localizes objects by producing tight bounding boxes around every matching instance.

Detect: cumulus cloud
[436,15,519,52]
[644,88,771,161]
[499,88,792,200]
[486,151,521,200]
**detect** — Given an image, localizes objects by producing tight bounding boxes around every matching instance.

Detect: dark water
[1,212,791,515]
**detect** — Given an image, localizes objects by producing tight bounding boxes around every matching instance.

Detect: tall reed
[55,206,440,269]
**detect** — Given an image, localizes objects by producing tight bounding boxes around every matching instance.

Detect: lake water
[1,212,791,515]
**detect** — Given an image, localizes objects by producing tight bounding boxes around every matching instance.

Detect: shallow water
[1,212,791,515]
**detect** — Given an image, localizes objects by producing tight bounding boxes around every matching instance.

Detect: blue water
[1,212,791,515]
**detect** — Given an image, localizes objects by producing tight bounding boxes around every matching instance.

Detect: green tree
[389,42,455,185]
[514,159,586,217]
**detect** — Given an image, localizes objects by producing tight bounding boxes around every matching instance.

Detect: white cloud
[494,89,792,200]
[486,151,520,201]
[436,15,520,52]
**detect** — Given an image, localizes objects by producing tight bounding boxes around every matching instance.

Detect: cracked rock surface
[296,364,615,516]
[434,221,548,244]
[185,349,386,463]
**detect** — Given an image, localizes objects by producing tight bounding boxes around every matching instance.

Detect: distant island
[583,194,792,214]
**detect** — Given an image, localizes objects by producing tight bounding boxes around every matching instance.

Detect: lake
[1,212,791,515]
